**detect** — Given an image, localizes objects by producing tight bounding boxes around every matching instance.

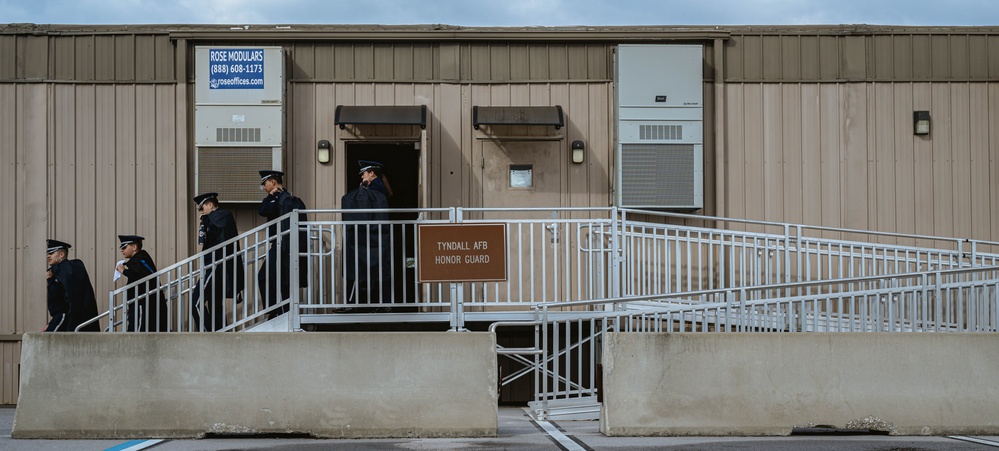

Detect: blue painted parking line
[104,439,164,451]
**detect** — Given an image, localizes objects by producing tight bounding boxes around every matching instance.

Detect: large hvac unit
[615,44,703,210]
[195,46,284,202]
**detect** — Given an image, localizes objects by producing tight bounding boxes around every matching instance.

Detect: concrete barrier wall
[13,332,497,439]
[601,332,999,436]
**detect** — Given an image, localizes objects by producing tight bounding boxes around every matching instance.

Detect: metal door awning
[472,105,564,129]
[335,105,427,129]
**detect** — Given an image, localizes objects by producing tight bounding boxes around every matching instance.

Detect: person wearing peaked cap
[259,170,284,185]
[342,160,393,307]
[45,239,99,332]
[257,169,308,319]
[116,235,168,332]
[358,160,393,199]
[191,192,245,331]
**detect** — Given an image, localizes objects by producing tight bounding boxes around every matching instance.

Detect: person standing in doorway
[257,170,307,319]
[45,239,100,332]
[342,160,393,306]
[192,192,243,331]
[116,235,168,332]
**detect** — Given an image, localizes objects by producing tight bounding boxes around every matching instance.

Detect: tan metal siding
[114,35,136,81]
[392,45,414,80]
[95,35,116,80]
[725,32,999,82]
[75,36,96,81]
[18,85,49,333]
[2,341,19,405]
[19,36,48,80]
[761,36,781,80]
[990,36,999,78]
[439,44,461,82]
[372,44,395,80]
[0,36,14,80]
[413,44,435,81]
[779,36,800,81]
[798,36,820,80]
[0,86,16,334]
[334,45,355,80]
[353,45,374,80]
[53,37,76,80]
[723,81,999,243]
[740,36,763,81]
[990,84,999,243]
[294,43,317,80]
[217,42,613,83]
[313,44,333,80]
[285,81,612,216]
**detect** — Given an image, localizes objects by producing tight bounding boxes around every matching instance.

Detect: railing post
[610,207,621,300]
[290,211,302,332]
[449,282,466,331]
[539,305,550,419]
[107,291,116,333]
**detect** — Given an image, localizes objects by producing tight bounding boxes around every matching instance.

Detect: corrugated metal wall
[283,82,614,214]
[722,81,998,243]
[286,42,613,82]
[723,30,999,82]
[0,81,188,404]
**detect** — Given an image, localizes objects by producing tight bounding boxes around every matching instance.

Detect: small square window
[509,164,533,188]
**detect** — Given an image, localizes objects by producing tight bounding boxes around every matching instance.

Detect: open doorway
[343,142,420,304]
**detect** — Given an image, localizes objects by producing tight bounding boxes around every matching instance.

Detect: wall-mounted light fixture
[317,139,331,164]
[913,111,931,136]
[571,140,585,164]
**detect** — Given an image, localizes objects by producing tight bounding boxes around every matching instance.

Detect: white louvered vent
[620,144,696,207]
[639,124,683,140]
[216,127,262,143]
[197,147,278,203]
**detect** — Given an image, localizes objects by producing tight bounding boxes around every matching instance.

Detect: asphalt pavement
[3,405,999,450]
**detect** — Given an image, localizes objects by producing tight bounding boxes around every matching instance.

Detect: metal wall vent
[620,143,696,207]
[197,147,276,202]
[639,124,683,140]
[216,127,262,143]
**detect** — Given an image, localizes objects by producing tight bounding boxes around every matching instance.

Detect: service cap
[193,192,218,208]
[358,160,384,174]
[117,235,144,250]
[47,239,71,254]
[259,170,284,185]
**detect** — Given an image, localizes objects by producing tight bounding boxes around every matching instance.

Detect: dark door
[344,142,420,304]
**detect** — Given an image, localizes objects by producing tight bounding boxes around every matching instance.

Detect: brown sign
[418,224,507,283]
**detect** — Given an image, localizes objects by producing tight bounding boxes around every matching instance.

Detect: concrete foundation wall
[13,332,498,439]
[601,333,999,436]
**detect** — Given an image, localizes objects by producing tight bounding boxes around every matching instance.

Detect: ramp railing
[616,208,999,296]
[77,212,300,332]
[522,265,999,419]
[80,207,999,332]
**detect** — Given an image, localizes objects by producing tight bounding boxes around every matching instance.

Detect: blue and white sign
[208,48,265,89]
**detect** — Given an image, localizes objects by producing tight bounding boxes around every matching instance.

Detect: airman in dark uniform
[257,170,307,318]
[342,160,393,305]
[192,192,244,331]
[46,239,100,332]
[116,235,169,332]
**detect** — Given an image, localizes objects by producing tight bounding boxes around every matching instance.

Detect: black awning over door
[334,105,427,129]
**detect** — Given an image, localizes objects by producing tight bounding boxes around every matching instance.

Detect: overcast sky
[2,0,998,26]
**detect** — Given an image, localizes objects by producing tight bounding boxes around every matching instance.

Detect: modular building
[2,23,999,404]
